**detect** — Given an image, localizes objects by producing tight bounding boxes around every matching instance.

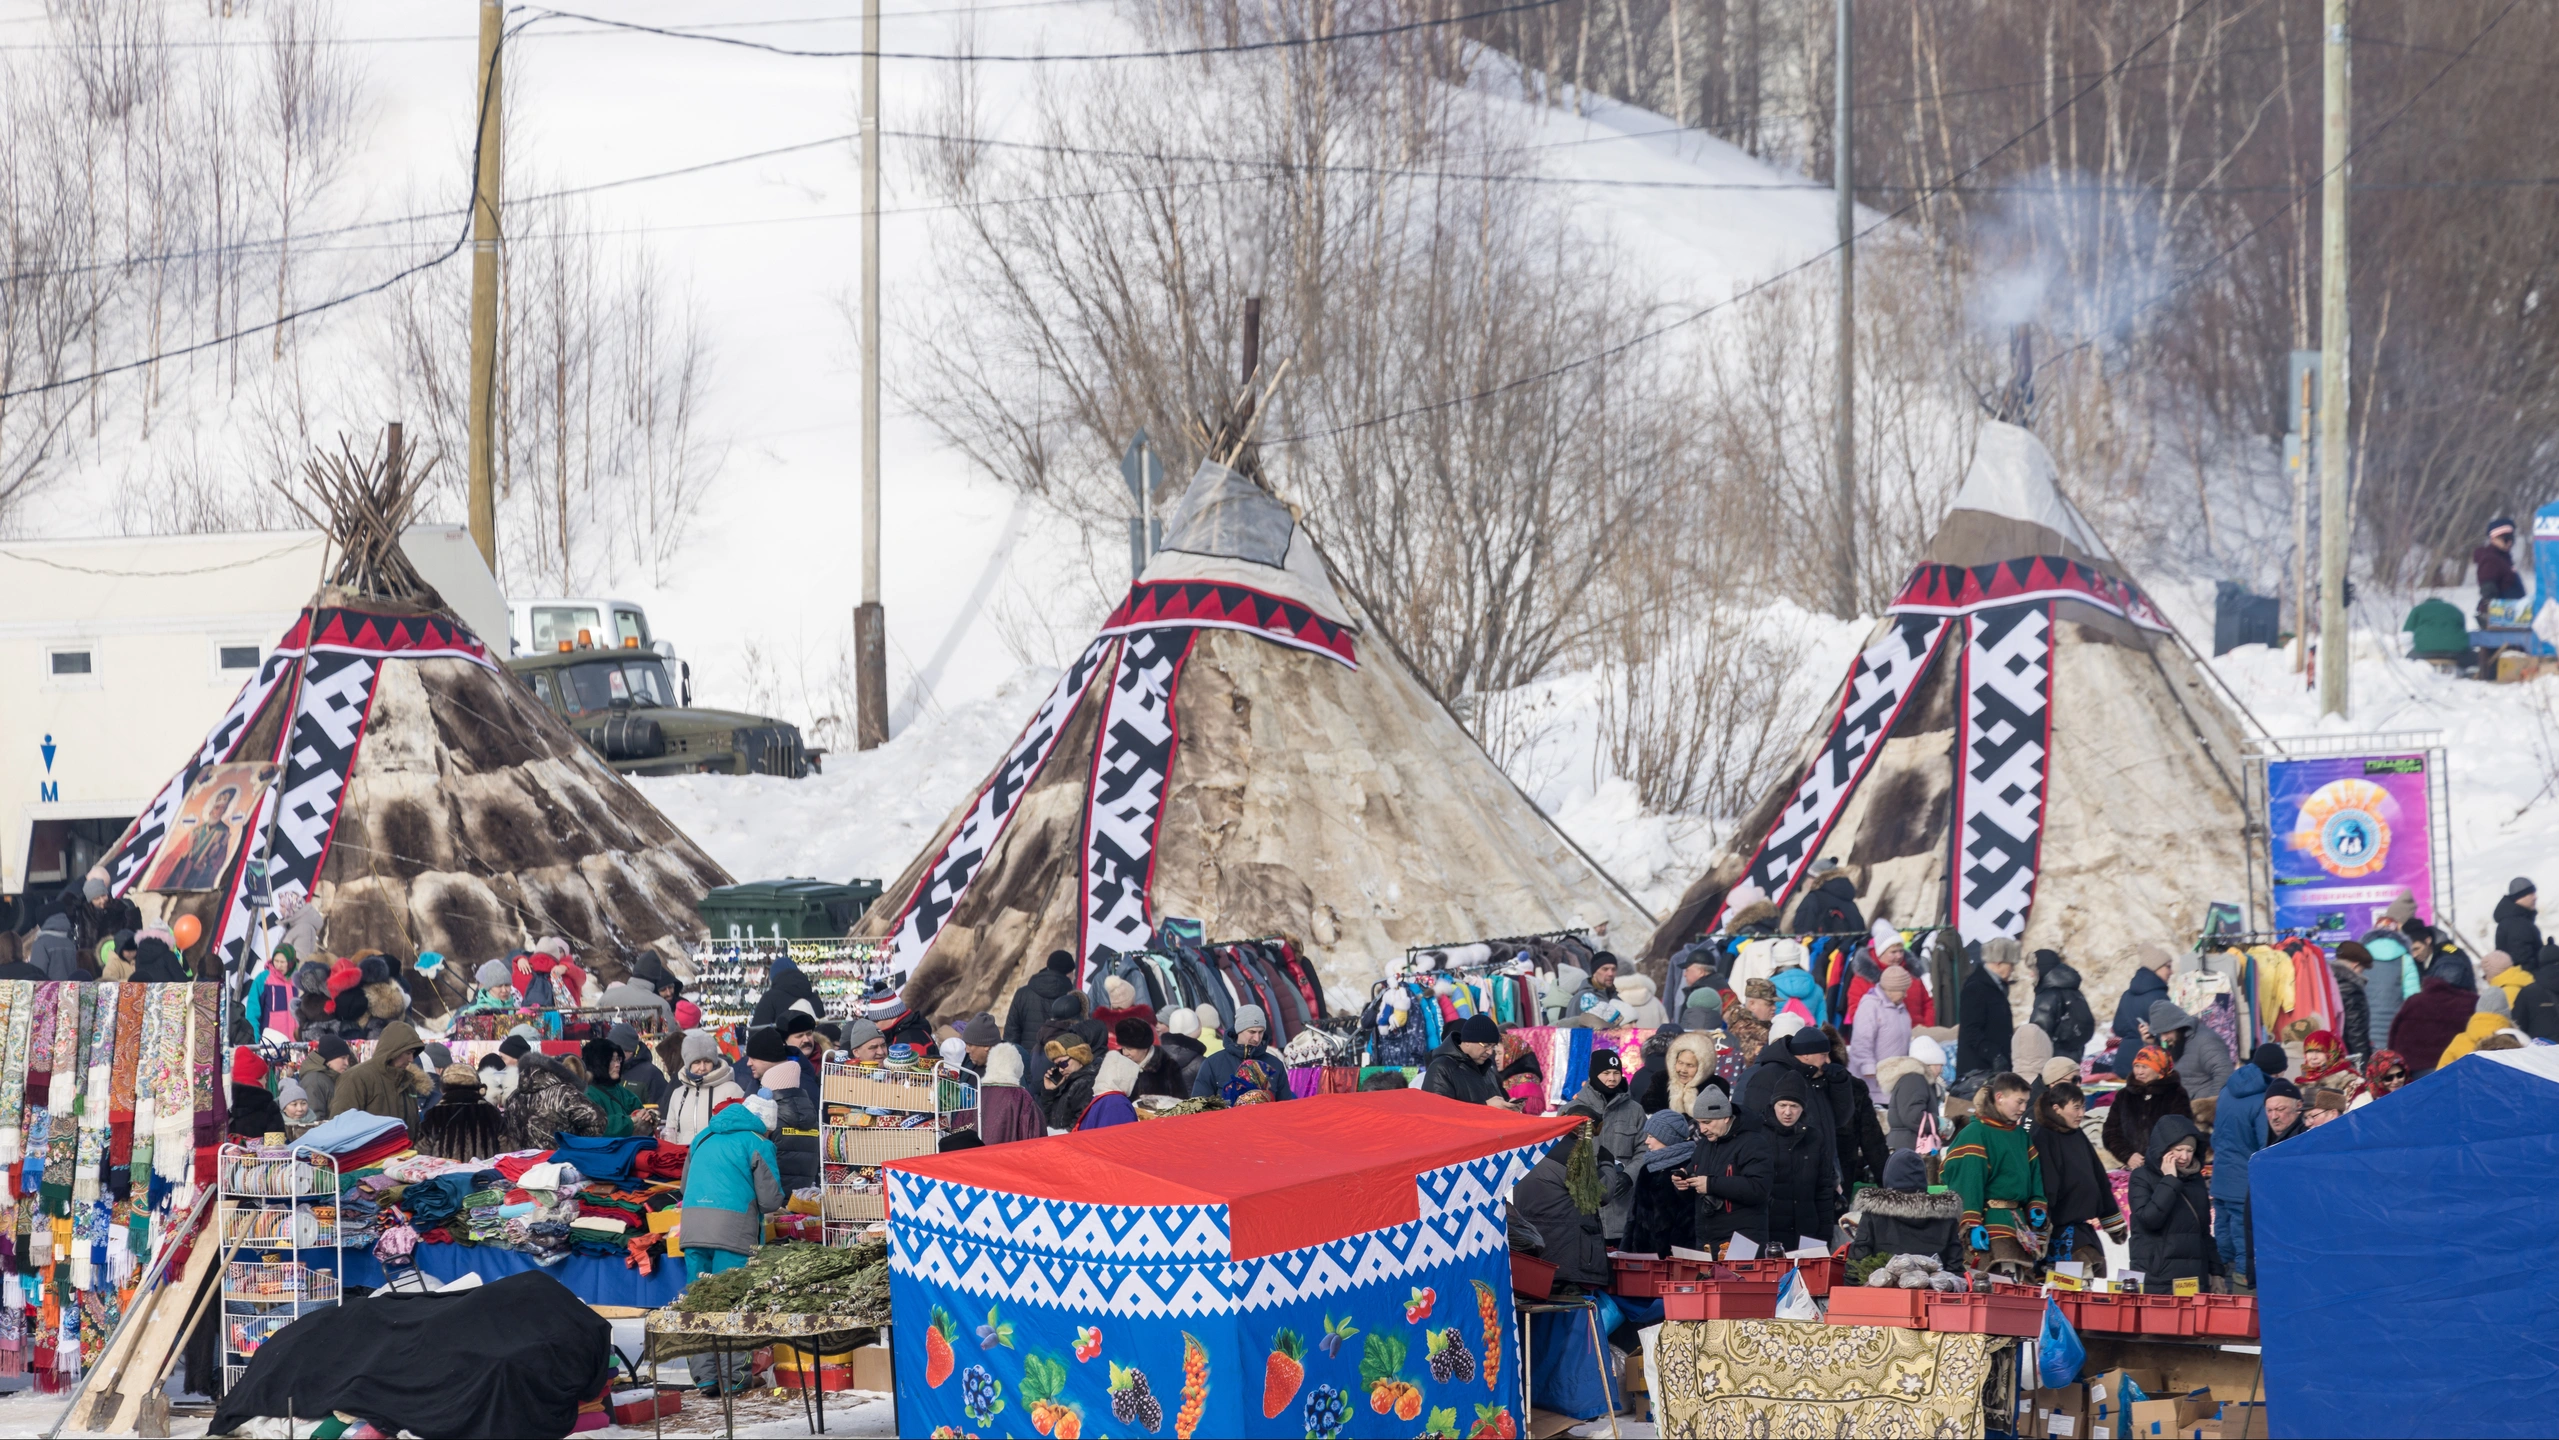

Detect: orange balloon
[171,914,203,949]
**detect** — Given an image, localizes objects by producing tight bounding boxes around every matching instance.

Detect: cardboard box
[2029,1384,2089,1439]
[848,1345,894,1393]
[2223,1400,2269,1438]
[2128,1388,2219,1438]
[2090,1367,2167,1430]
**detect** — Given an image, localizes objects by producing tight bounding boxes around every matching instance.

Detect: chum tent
[857,458,1651,1017]
[1640,422,2255,1011]
[883,1091,1574,1438]
[97,441,728,1000]
[2254,1046,2559,1439]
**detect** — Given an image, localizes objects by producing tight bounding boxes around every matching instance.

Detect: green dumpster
[695,878,884,941]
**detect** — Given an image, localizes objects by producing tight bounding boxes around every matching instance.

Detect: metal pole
[1831,0,1857,620]
[854,0,889,750]
[2316,0,2351,716]
[2294,372,2313,677]
[465,0,502,575]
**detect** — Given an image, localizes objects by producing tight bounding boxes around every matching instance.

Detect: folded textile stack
[463,1188,508,1243]
[294,1112,412,1174]
[633,1141,686,1182]
[547,1135,654,1186]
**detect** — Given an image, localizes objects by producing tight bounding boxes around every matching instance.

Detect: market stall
[883,1091,1575,1438]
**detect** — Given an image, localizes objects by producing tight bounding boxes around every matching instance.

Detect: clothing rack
[1402,927,1596,962]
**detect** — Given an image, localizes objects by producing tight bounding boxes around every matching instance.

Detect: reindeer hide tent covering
[861,461,1650,1017]
[100,590,729,981]
[1642,423,2256,1020]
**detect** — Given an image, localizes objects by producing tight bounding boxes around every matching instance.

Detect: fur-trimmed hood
[363,980,410,1023]
[1856,1186,1961,1221]
[1662,1032,1718,1116]
[1876,1054,1937,1094]
[1723,899,1782,934]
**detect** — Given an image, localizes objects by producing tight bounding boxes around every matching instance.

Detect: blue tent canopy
[2254,1047,2559,1437]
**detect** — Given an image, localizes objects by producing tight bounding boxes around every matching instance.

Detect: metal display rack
[819,1060,976,1244]
[688,939,893,1034]
[216,1142,344,1388]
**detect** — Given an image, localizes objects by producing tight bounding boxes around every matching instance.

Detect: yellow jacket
[2488,965,2532,1011]
[2438,1012,2510,1067]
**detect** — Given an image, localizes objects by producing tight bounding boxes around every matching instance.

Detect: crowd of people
[1388,871,2554,1305]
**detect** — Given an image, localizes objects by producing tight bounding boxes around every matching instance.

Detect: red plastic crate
[2071,1292,2138,1333]
[609,1389,685,1424]
[1922,1292,2044,1337]
[1660,1280,1779,1322]
[2134,1294,2198,1337]
[1822,1285,1927,1328]
[1611,1258,1666,1298]
[2197,1293,2258,1338]
[1511,1252,1558,1299]
[1724,1256,1838,1296]
[777,1366,857,1392]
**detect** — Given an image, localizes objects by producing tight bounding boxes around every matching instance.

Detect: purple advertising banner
[2268,753,2435,939]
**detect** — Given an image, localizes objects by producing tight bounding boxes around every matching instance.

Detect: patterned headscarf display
[1220,1058,1282,1106]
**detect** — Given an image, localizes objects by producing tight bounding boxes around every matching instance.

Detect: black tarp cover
[212,1269,612,1439]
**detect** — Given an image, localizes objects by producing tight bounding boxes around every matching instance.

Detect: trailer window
[531,606,604,651]
[614,609,649,648]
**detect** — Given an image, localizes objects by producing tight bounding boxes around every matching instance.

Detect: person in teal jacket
[680,1097,783,1392]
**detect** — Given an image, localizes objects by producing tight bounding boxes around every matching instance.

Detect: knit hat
[315,1035,354,1063]
[440,1063,479,1088]
[1044,1036,1095,1066]
[762,1059,802,1092]
[2250,1042,2289,1076]
[2041,1056,2081,1087]
[862,980,910,1026]
[1869,919,1904,953]
[1882,1150,1928,1191]
[1766,1067,1810,1107]
[278,1077,309,1107]
[422,1043,453,1073]
[1103,976,1138,1009]
[2134,942,2176,972]
[2011,1023,2053,1073]
[747,1028,792,1063]
[609,1023,643,1055]
[1112,1016,1155,1051]
[962,1014,1002,1047]
[2512,876,2538,897]
[1768,1012,1807,1042]
[939,1037,970,1069]
[2262,1075,2302,1102]
[1879,966,1912,997]
[474,959,510,987]
[1642,1109,1694,1147]
[497,1035,531,1061]
[779,1010,818,1040]
[1589,1046,1623,1075]
[1458,1013,1501,1046]
[1908,1033,1946,1068]
[674,999,702,1029]
[82,875,107,899]
[1233,1005,1269,1035]
[843,1017,884,1051]
[674,1030,716,1065]
[1785,1026,1832,1056]
[1046,949,1076,974]
[2384,891,2417,924]
[1689,1086,1733,1122]
[1744,977,1779,1001]
[2135,1045,2175,1076]
[1164,1008,1200,1037]
[233,1050,268,1085]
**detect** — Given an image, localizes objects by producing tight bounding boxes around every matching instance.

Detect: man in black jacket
[2028,950,2096,1059]
[1004,951,1080,1049]
[1420,1014,1507,1106]
[1756,1067,1838,1249]
[1513,1127,1614,1287]
[1958,940,2019,1086]
[2110,949,2174,1077]
[1788,863,1865,937]
[1740,1026,1840,1211]
[1814,1033,1888,1189]
[1681,1086,1770,1252]
[2514,969,2559,1042]
[2330,942,2375,1061]
[2495,880,2543,977]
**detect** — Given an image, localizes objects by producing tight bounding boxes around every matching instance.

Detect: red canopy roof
[887,1091,1578,1259]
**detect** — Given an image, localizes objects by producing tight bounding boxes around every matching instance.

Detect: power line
[0,15,535,403]
[0,0,1108,50]
[2039,0,2529,375]
[521,0,1569,63]
[1269,0,2226,444]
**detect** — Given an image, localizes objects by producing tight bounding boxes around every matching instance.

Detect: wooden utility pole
[853,0,889,750]
[2316,0,2351,716]
[465,0,502,574]
[1830,0,1857,620]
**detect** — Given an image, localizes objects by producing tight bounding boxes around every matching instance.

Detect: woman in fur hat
[1638,1031,1718,1118]
[415,1063,507,1161]
[2100,1047,2193,1170]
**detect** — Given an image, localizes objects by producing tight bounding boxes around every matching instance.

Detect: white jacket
[661,1062,746,1148]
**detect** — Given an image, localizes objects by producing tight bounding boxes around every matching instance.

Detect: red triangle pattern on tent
[302,606,493,663]
[1101,579,1357,667]
[1889,556,2169,632]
